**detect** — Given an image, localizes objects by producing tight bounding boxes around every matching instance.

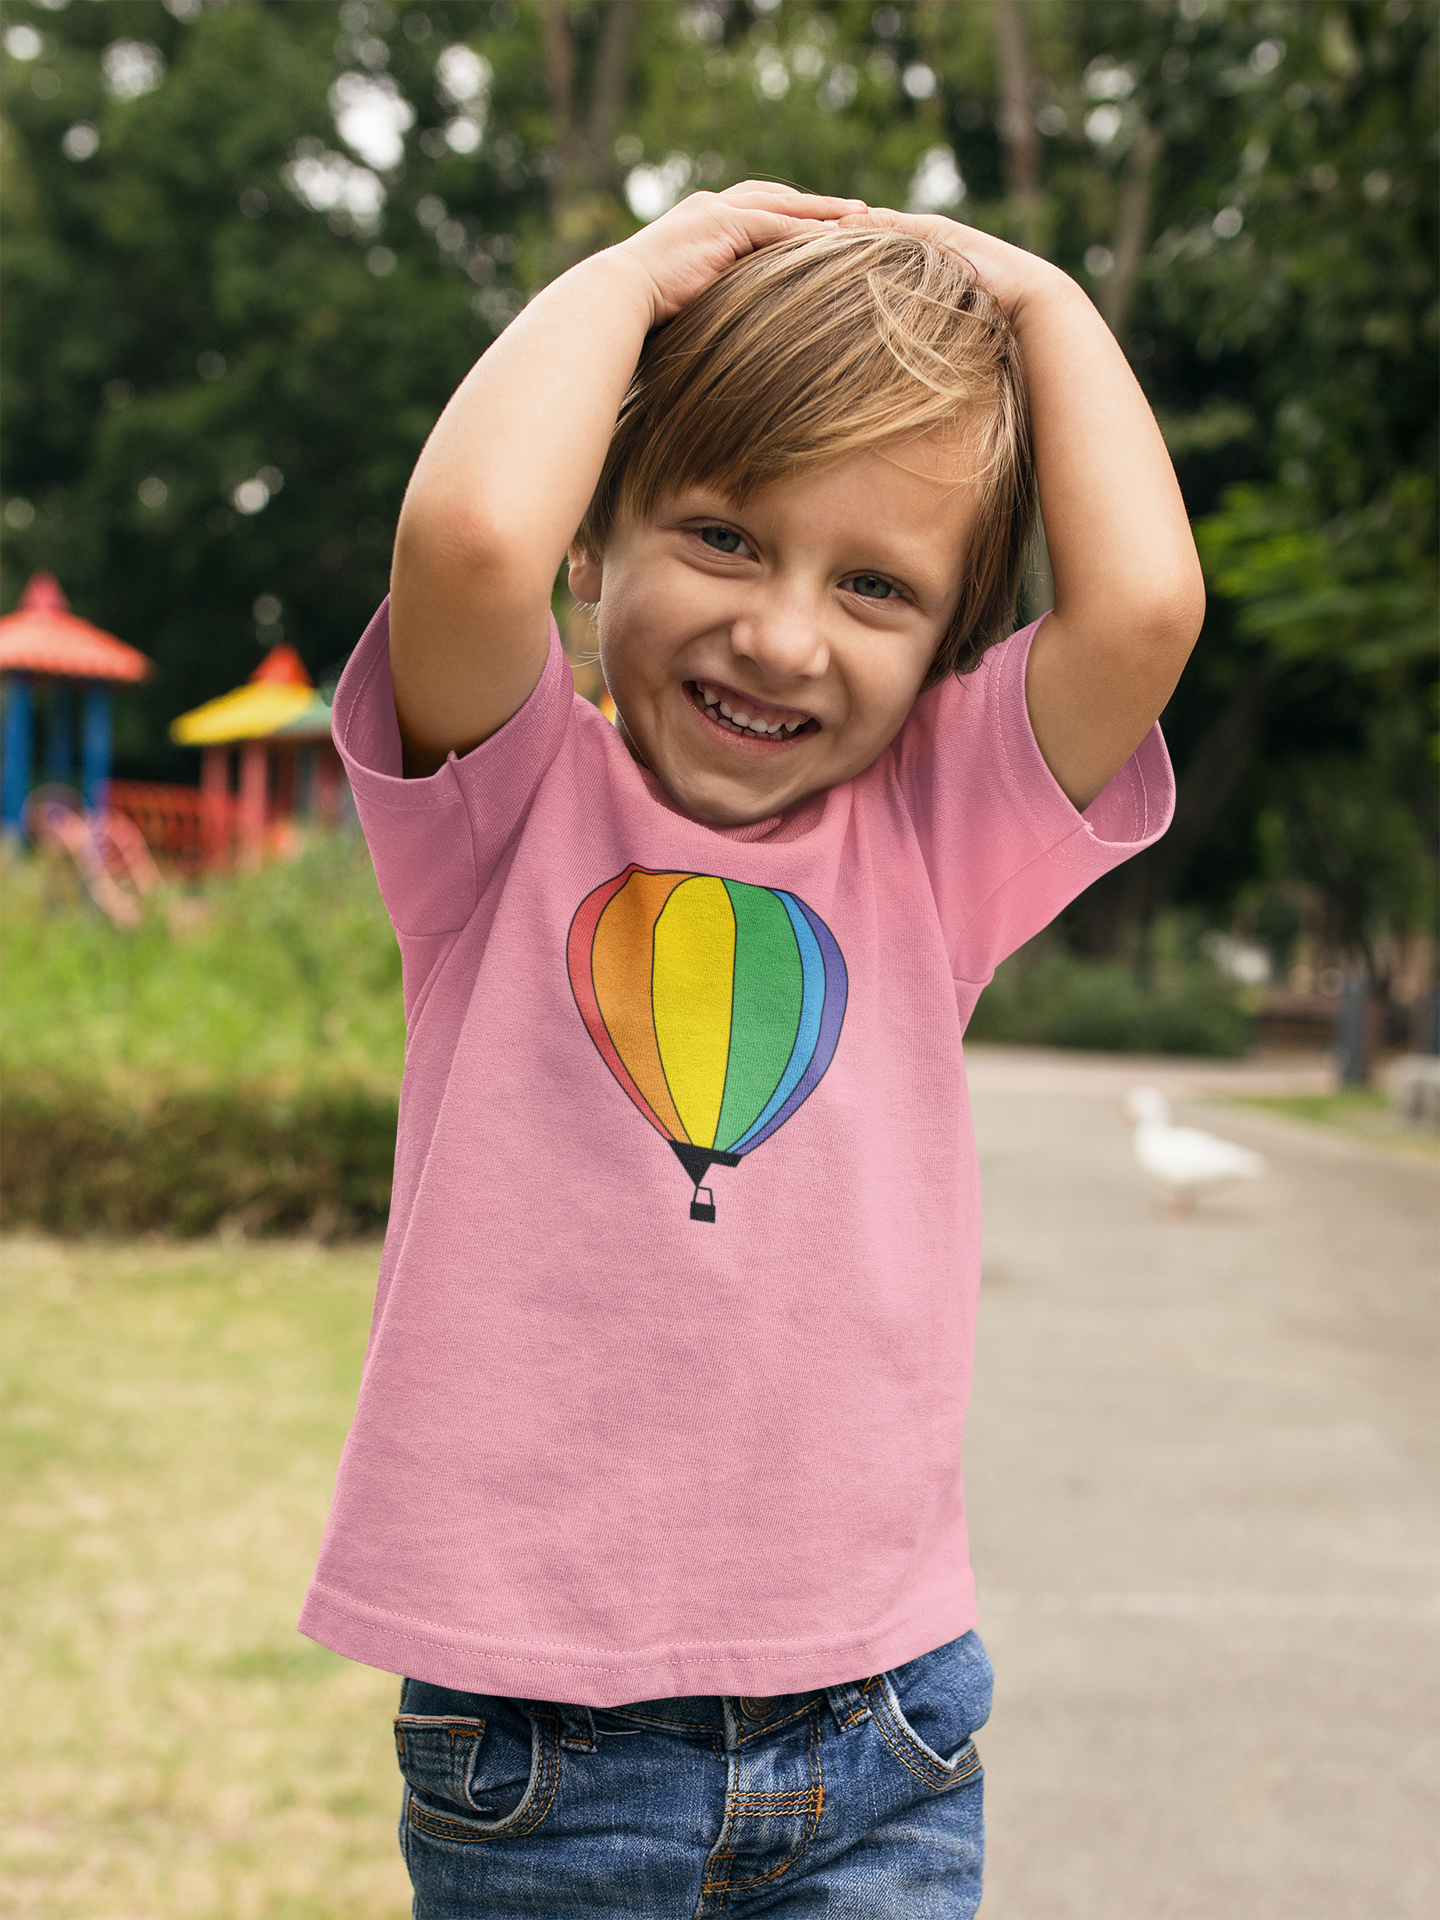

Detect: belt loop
[825,1679,873,1736]
[720,1697,741,1754]
[558,1704,596,1752]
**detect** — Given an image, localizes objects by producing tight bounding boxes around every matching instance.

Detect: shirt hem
[297,1582,978,1708]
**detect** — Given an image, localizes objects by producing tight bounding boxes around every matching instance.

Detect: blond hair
[576,227,1034,684]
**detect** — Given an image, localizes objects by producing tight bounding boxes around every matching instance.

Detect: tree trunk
[538,0,640,276]
[584,0,639,192]
[537,0,577,230]
[991,0,1042,252]
[1099,119,1163,338]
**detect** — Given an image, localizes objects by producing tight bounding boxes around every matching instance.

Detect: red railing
[104,780,238,874]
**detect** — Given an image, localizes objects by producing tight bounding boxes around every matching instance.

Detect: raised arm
[839,209,1205,811]
[389,183,863,777]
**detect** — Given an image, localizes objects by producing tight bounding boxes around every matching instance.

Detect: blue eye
[698,525,745,554]
[845,574,899,600]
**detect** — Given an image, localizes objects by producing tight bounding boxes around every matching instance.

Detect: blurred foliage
[1,1075,399,1234]
[0,831,404,1088]
[968,915,1256,1055]
[0,832,403,1234]
[1,0,1435,963]
[1253,752,1436,991]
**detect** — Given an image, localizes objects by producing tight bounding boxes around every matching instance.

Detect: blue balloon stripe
[729,892,824,1154]
[738,897,847,1155]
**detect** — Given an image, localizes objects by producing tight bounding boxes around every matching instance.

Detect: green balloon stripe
[714,881,804,1152]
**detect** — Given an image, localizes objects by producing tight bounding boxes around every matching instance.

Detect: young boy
[301,184,1202,1915]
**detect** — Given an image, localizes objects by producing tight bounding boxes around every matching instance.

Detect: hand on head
[833,206,1053,320]
[615,182,1049,331]
[617,181,867,324]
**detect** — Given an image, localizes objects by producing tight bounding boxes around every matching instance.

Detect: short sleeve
[331,598,572,939]
[893,615,1175,985]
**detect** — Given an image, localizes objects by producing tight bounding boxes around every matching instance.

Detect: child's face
[570,435,984,827]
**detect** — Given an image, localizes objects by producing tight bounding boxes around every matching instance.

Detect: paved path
[960,1047,1438,1920]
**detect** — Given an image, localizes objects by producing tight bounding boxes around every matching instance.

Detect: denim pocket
[395,1699,560,1845]
[868,1630,992,1793]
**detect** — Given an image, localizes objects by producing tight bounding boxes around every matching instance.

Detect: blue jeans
[394,1629,991,1917]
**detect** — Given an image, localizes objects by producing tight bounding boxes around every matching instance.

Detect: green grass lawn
[1,1235,410,1919]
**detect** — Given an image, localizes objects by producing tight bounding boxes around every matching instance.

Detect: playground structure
[0,574,169,925]
[1,575,347,919]
[0,572,153,829]
[24,786,163,928]
[167,643,344,868]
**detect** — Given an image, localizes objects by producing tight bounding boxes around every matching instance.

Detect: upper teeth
[702,687,806,735]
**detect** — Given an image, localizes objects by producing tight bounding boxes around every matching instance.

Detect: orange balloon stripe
[591,870,691,1142]
[566,866,669,1136]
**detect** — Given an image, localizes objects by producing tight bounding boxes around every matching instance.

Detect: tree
[909,0,1438,962]
[536,0,638,269]
[2,0,542,773]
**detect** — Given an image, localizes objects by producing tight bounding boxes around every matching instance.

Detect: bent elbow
[393,496,534,600]
[1137,558,1207,665]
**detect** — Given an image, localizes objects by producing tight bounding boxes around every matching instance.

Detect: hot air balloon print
[567,866,848,1221]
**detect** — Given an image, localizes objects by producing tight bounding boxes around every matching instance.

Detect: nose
[729,582,829,683]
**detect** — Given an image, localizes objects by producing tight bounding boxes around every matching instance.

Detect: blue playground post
[2,672,34,836]
[47,683,75,781]
[82,680,112,812]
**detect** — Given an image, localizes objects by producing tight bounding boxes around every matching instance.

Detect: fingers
[836,206,940,235]
[717,180,867,216]
[836,205,980,259]
[835,204,904,226]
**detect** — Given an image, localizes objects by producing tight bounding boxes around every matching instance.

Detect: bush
[1,834,404,1237]
[968,922,1254,1057]
[1,1074,398,1238]
[1,833,405,1088]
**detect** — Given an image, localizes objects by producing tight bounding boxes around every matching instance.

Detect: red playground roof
[0,573,153,683]
[248,642,312,687]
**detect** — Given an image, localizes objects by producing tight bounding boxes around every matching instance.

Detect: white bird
[1122,1086,1265,1215]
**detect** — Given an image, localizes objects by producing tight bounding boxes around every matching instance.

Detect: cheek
[598,575,700,682]
[845,647,932,741]
[596,603,665,701]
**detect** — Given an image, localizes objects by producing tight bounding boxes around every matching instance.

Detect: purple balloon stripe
[737,896,847,1156]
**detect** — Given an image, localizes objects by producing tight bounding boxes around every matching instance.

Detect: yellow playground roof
[169,644,334,746]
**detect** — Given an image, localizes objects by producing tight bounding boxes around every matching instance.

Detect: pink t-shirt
[299,602,1173,1707]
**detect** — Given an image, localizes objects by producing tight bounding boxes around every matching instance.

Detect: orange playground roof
[0,573,152,683]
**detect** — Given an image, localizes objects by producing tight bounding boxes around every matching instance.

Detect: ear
[567,542,602,605]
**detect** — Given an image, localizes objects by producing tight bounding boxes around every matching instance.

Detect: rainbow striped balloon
[567,866,848,1221]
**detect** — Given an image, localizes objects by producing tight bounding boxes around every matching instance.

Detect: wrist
[602,236,672,330]
[560,243,660,332]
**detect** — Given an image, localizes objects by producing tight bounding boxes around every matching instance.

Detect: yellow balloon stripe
[652,877,736,1150]
[592,870,690,1142]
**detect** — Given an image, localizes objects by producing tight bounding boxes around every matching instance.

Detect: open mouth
[686,680,818,742]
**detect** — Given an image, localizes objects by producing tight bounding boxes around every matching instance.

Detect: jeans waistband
[542,1681,875,1754]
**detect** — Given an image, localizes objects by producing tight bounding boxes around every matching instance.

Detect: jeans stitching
[869,1682,982,1794]
[405,1708,562,1845]
[698,1704,825,1903]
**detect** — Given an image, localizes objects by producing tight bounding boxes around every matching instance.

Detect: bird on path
[1122,1086,1266,1216]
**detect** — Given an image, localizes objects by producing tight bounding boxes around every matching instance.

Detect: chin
[675,785,779,828]
[661,765,794,828]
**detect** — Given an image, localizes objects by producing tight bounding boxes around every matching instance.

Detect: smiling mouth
[686,680,818,742]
